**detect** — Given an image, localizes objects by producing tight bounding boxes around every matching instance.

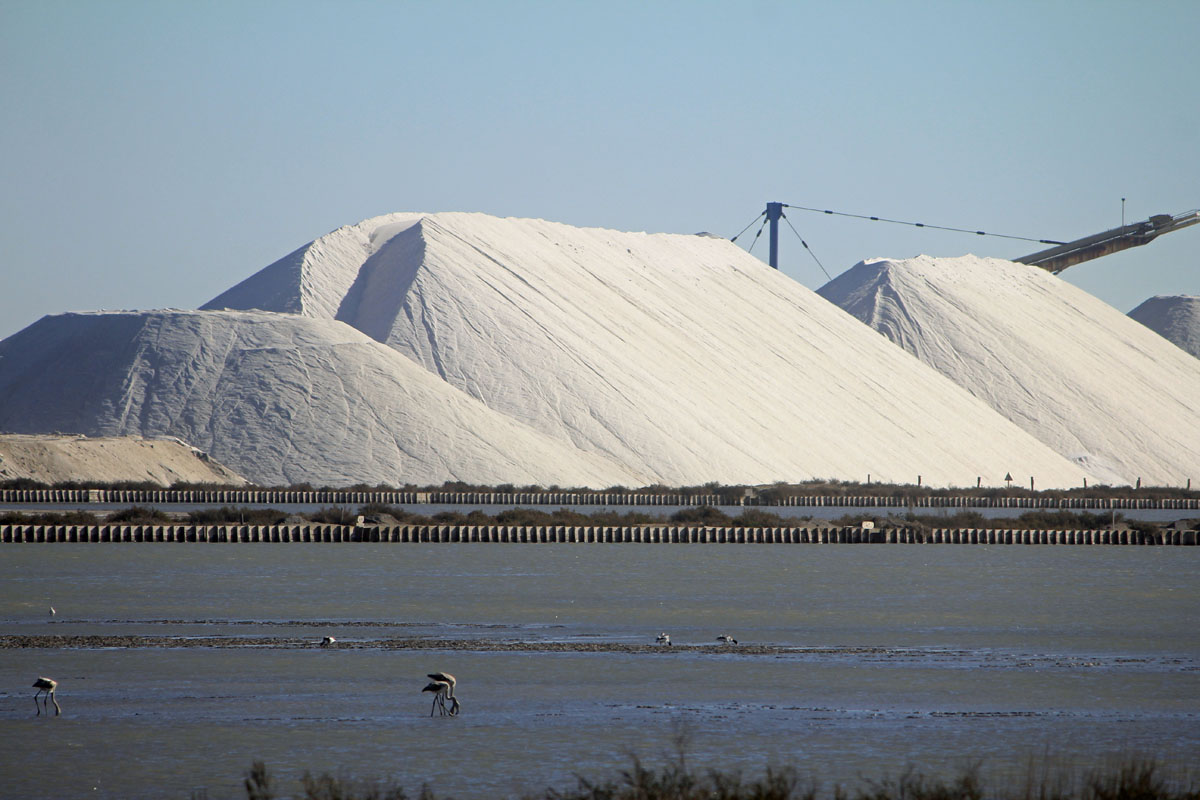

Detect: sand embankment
[0,434,245,487]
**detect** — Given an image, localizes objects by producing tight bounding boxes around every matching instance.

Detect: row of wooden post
[0,524,1193,545]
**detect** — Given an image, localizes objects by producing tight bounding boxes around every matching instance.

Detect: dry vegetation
[231,757,1200,800]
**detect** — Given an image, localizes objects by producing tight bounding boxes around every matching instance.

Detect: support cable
[730,211,766,244]
[745,215,769,255]
[782,212,833,281]
[782,203,1064,245]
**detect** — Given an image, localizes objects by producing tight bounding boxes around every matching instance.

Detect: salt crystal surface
[200,212,1094,488]
[1128,295,1200,360]
[819,256,1200,486]
[0,310,646,487]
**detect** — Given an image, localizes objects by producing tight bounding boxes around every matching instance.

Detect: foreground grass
[230,758,1200,800]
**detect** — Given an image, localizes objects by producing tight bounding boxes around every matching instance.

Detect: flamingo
[424,672,460,716]
[656,632,671,646]
[33,677,60,716]
[716,634,738,645]
[427,672,459,716]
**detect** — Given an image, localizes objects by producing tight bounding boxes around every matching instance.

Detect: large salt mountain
[818,255,1200,486]
[201,212,1091,488]
[1128,295,1200,359]
[0,310,646,487]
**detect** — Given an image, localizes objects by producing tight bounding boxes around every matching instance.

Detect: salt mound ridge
[1128,295,1200,359]
[818,255,1200,486]
[0,310,646,487]
[203,212,1090,488]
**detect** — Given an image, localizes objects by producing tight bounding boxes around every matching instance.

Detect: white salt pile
[1128,295,1200,359]
[0,310,646,487]
[818,255,1200,486]
[199,212,1091,488]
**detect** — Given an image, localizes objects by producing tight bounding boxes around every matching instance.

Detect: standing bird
[49,606,56,616]
[716,634,738,645]
[320,636,336,647]
[425,672,460,716]
[33,677,60,716]
[656,632,671,646]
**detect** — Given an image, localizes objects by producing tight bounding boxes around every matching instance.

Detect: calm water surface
[1,545,1197,799]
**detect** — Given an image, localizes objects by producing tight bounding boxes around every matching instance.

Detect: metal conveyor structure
[1016,209,1200,274]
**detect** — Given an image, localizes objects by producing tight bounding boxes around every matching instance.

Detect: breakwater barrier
[1,524,1195,545]
[2,488,1199,510]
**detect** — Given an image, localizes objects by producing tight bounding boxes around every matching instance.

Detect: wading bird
[656,632,671,646]
[428,672,459,716]
[320,636,336,647]
[424,672,460,716]
[33,677,60,716]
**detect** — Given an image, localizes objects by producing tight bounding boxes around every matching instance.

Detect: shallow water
[1,545,1197,798]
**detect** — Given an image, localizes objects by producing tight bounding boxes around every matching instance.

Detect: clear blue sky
[2,0,1196,341]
